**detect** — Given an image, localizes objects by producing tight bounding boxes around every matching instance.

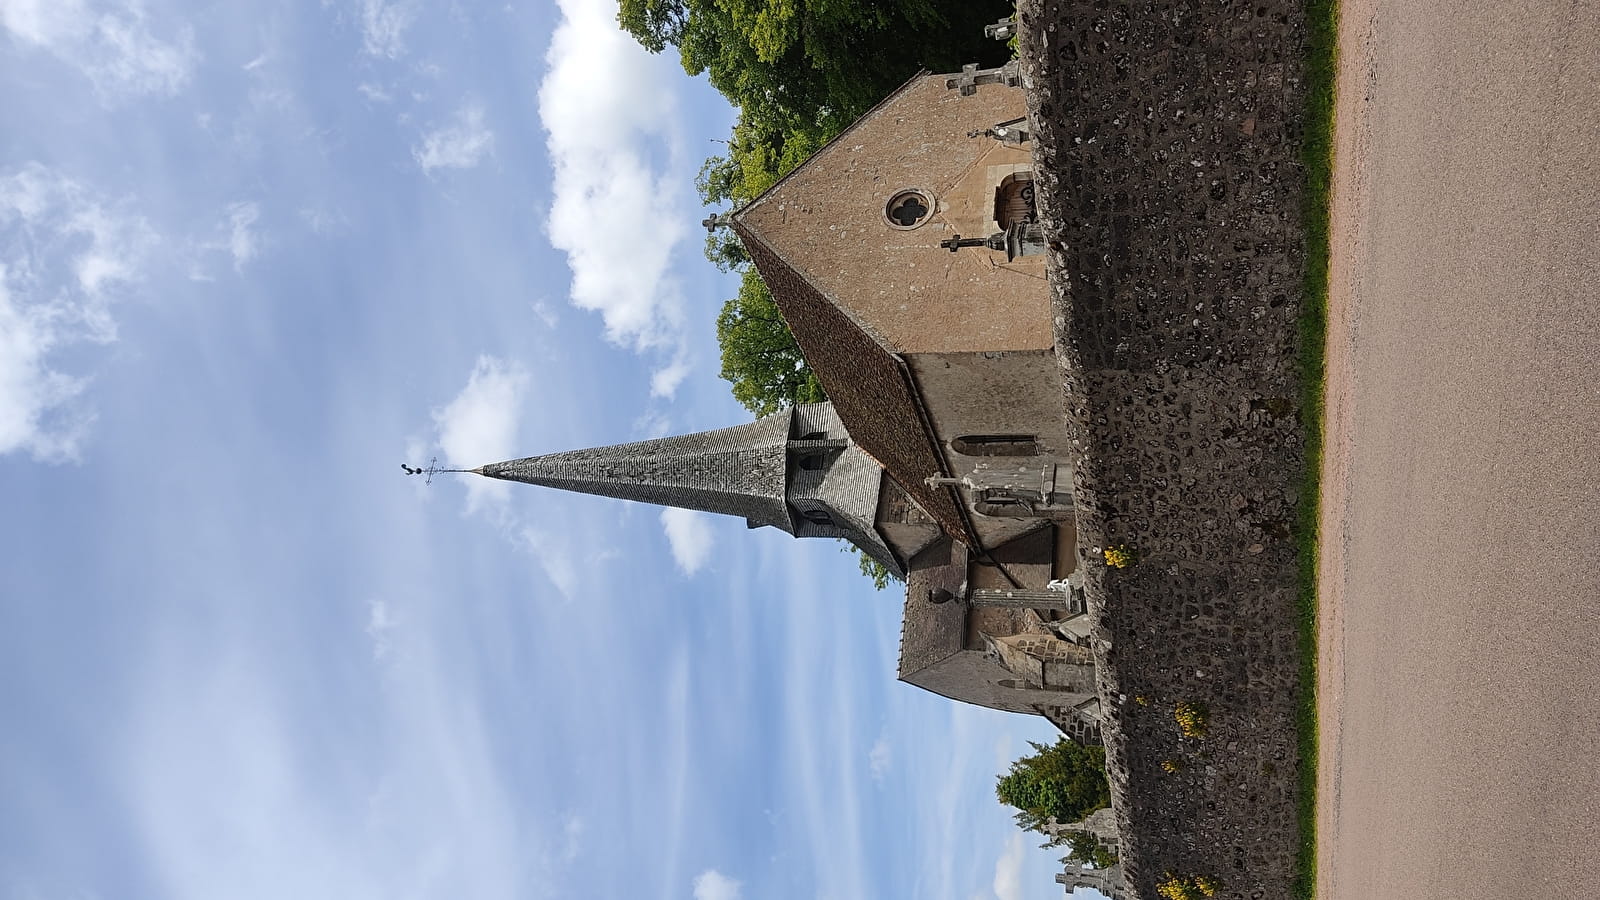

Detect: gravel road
[1318,2,1600,897]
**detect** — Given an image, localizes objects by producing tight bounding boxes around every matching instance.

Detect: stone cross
[984,17,1017,41]
[942,224,1046,261]
[939,233,1006,252]
[702,213,726,233]
[970,116,1031,145]
[945,61,1023,96]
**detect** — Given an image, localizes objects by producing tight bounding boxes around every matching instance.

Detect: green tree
[619,0,1008,133]
[848,548,902,591]
[996,740,1111,835]
[715,271,825,416]
[1065,830,1118,868]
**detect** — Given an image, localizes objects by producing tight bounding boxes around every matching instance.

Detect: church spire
[476,408,797,532]
[470,402,908,578]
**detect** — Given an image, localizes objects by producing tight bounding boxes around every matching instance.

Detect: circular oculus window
[884,190,935,230]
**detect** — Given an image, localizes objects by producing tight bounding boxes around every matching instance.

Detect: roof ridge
[728,221,895,356]
[733,229,975,546]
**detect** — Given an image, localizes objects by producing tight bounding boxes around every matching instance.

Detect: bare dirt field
[1318,2,1600,898]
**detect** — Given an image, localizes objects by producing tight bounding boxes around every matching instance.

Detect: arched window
[992,172,1036,230]
[951,434,1038,457]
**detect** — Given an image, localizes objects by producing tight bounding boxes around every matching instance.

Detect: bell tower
[469,402,906,578]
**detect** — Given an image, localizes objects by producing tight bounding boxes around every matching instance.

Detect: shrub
[1157,873,1222,900]
[1174,701,1209,739]
[1103,544,1136,568]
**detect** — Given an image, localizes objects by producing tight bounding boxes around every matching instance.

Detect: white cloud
[538,0,695,392]
[365,597,397,661]
[868,735,893,782]
[659,507,713,575]
[354,0,416,58]
[432,356,529,514]
[356,81,391,103]
[530,298,558,328]
[991,833,1026,900]
[559,814,584,863]
[520,526,581,601]
[691,869,741,900]
[414,104,494,174]
[299,205,345,237]
[0,274,92,461]
[649,355,691,399]
[0,164,155,461]
[192,200,267,277]
[0,0,198,97]
[221,202,260,270]
[115,592,529,900]
[632,409,672,439]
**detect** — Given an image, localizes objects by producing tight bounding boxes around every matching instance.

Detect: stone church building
[469,66,1104,744]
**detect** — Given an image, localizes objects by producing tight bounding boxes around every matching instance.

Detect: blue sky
[0,1,1096,897]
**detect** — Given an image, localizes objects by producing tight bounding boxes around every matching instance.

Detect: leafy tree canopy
[996,740,1111,835]
[619,0,1006,127]
[715,272,824,417]
[847,547,900,591]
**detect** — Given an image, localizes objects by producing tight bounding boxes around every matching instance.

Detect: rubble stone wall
[1017,0,1313,897]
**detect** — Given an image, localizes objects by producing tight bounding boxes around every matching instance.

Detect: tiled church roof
[896,541,970,679]
[734,227,973,545]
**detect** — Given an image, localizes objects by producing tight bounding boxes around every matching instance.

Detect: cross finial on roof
[945,61,1023,96]
[702,213,726,233]
[401,456,472,486]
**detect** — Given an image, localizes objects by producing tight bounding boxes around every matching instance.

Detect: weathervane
[401,456,472,486]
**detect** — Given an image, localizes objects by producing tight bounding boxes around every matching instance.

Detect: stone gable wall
[906,646,1095,715]
[737,76,1051,355]
[906,348,1079,548]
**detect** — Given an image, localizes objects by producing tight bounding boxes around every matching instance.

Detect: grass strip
[1293,0,1339,897]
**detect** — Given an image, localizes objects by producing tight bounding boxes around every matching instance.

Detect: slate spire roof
[475,409,796,532]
